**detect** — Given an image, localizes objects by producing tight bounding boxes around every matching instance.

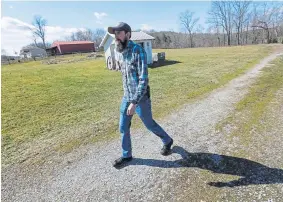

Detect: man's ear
[126,32,131,39]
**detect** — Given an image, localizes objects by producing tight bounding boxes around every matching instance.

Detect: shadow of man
[149,60,182,68]
[123,146,283,187]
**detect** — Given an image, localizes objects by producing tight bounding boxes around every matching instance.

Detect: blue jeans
[119,96,172,158]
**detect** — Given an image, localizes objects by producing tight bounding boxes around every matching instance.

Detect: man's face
[115,30,129,53]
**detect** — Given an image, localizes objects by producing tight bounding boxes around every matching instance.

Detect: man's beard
[115,38,128,53]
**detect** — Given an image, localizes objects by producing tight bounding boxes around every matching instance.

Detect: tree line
[150,1,283,48]
[16,1,283,53]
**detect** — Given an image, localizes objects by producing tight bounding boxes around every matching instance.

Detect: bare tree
[251,2,283,43]
[195,25,205,47]
[244,11,252,44]
[66,28,105,44]
[74,29,91,41]
[148,2,283,49]
[232,1,251,45]
[212,24,222,46]
[271,4,283,41]
[84,29,94,41]
[250,2,261,44]
[23,42,51,50]
[65,33,76,41]
[172,32,182,48]
[208,1,234,46]
[152,35,162,48]
[162,33,169,48]
[30,34,38,47]
[179,10,200,48]
[93,28,106,46]
[31,15,47,50]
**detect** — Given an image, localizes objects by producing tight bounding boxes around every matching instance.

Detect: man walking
[108,22,174,168]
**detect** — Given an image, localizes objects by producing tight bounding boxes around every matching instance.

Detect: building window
[147,42,150,46]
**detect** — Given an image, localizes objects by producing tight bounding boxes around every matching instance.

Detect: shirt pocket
[126,57,136,69]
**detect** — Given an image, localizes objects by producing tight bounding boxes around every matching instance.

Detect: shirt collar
[127,40,134,47]
[122,40,134,55]
[126,40,134,50]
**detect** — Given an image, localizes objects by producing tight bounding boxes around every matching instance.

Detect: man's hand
[127,103,137,116]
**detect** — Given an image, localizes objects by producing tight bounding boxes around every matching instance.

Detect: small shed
[20,46,47,59]
[99,31,155,69]
[47,41,95,55]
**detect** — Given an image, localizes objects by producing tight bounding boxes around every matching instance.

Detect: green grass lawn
[216,54,283,152]
[1,45,274,167]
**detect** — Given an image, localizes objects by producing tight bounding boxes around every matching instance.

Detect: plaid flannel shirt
[115,40,149,104]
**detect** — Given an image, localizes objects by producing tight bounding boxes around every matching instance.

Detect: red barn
[47,41,95,55]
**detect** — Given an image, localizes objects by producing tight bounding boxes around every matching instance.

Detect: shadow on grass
[117,146,283,188]
[149,60,182,68]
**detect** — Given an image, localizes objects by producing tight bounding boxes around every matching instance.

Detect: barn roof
[131,31,155,41]
[99,31,155,47]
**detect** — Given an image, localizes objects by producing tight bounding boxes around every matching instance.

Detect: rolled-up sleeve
[131,46,148,104]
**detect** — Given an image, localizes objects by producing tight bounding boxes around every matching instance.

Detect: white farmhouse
[99,31,155,70]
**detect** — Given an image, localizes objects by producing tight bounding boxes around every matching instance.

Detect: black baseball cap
[108,22,132,35]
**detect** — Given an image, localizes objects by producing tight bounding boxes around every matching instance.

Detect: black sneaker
[113,157,133,168]
[161,138,174,156]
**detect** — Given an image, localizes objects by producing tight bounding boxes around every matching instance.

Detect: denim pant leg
[119,98,133,158]
[135,97,172,145]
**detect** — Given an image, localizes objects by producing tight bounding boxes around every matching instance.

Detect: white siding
[102,34,154,65]
[103,36,114,64]
[136,40,153,64]
[104,35,114,52]
[29,48,47,57]
[144,40,152,64]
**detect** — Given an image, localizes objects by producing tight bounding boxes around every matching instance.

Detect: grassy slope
[201,54,283,201]
[159,55,283,202]
[216,55,283,149]
[1,45,274,167]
